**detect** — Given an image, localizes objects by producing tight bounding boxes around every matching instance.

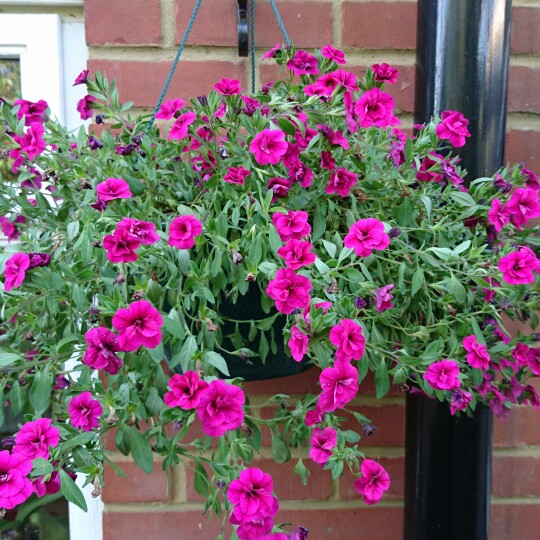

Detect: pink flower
[528,348,540,376]
[13,418,60,460]
[424,360,461,391]
[505,188,540,228]
[499,246,540,285]
[326,167,357,197]
[354,459,390,505]
[354,88,400,128]
[482,277,500,303]
[197,380,245,437]
[277,240,316,270]
[344,91,358,133]
[13,99,48,125]
[318,125,350,149]
[321,45,346,64]
[512,342,530,366]
[329,319,366,362]
[33,471,61,497]
[116,218,160,245]
[266,268,312,314]
[0,451,33,510]
[168,112,197,140]
[330,69,358,92]
[436,110,471,147]
[416,152,444,183]
[309,427,337,465]
[450,389,473,416]
[155,98,184,120]
[164,371,209,409]
[224,166,251,185]
[262,43,282,59]
[231,514,276,540]
[305,406,324,427]
[287,50,319,75]
[344,218,390,257]
[272,211,311,241]
[19,122,46,160]
[374,284,394,312]
[0,215,26,242]
[214,78,242,95]
[318,360,359,412]
[523,167,540,191]
[372,63,399,84]
[103,228,141,263]
[168,215,203,249]
[249,129,288,165]
[83,327,123,374]
[287,160,313,188]
[96,178,132,201]
[268,176,293,201]
[73,69,89,86]
[112,300,162,351]
[288,325,309,362]
[4,252,30,292]
[488,199,510,232]
[28,252,51,268]
[462,335,490,370]
[68,391,103,431]
[320,151,336,170]
[77,95,96,120]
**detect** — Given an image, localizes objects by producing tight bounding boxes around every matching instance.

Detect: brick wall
[81,0,540,538]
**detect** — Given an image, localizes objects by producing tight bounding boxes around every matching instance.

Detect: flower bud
[28,252,51,268]
[354,296,367,309]
[388,227,401,238]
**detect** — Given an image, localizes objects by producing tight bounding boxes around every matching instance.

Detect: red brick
[175,0,332,48]
[511,7,540,55]
[340,456,404,500]
[342,2,417,50]
[490,504,540,540]
[102,461,171,503]
[505,130,540,173]
[279,506,404,539]
[85,0,162,46]
[494,406,540,448]
[244,365,320,396]
[508,66,540,113]
[492,455,540,497]
[88,60,246,108]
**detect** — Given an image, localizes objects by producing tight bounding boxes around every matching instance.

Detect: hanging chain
[250,0,256,93]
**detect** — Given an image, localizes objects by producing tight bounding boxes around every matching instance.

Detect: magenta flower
[249,129,288,165]
[326,167,358,197]
[13,99,48,125]
[320,151,336,170]
[116,218,160,245]
[482,277,500,303]
[528,348,540,376]
[436,110,471,147]
[227,468,278,522]
[287,160,314,188]
[354,88,400,128]
[309,427,337,465]
[512,342,530,366]
[330,69,358,92]
[318,360,359,412]
[416,153,444,183]
[424,360,461,391]
[329,319,366,362]
[214,78,242,95]
[354,459,390,505]
[488,199,510,232]
[96,177,132,201]
[288,325,309,362]
[344,218,390,257]
[277,240,316,270]
[462,335,490,370]
[262,43,282,59]
[224,166,251,185]
[155,98,184,120]
[103,228,141,263]
[68,391,103,431]
[505,188,540,228]
[231,514,276,540]
[0,451,33,510]
[164,371,209,409]
[268,176,293,201]
[19,122,46,160]
[33,470,61,497]
[168,215,203,249]
[13,418,60,460]
[73,69,89,86]
[450,389,473,416]
[272,211,311,241]
[266,268,312,314]
[372,63,399,84]
[321,45,346,64]
[4,252,30,292]
[374,284,394,313]
[83,327,123,374]
[499,246,540,285]
[168,112,197,140]
[28,252,51,268]
[287,50,319,75]
[305,406,324,427]
[523,167,539,191]
[344,91,358,133]
[112,300,163,351]
[0,215,26,242]
[196,380,245,437]
[318,125,350,149]
[76,95,96,120]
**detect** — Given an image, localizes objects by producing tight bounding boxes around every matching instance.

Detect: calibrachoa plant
[0,44,539,538]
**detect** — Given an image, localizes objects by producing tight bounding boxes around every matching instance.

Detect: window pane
[0,57,21,101]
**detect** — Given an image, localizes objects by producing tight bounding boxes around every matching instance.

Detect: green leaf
[427,247,454,260]
[171,335,197,371]
[145,387,164,416]
[59,469,87,512]
[276,117,297,136]
[419,195,432,219]
[204,351,230,376]
[0,352,22,367]
[293,459,310,486]
[268,227,282,254]
[67,220,80,241]
[314,258,330,275]
[374,361,390,399]
[341,430,361,443]
[322,240,337,258]
[30,368,53,417]
[312,206,326,242]
[31,458,54,477]
[453,240,471,255]
[124,427,153,474]
[270,427,290,463]
[193,461,209,497]
[450,191,476,207]
[411,267,424,297]
[10,381,26,415]
[446,275,467,304]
